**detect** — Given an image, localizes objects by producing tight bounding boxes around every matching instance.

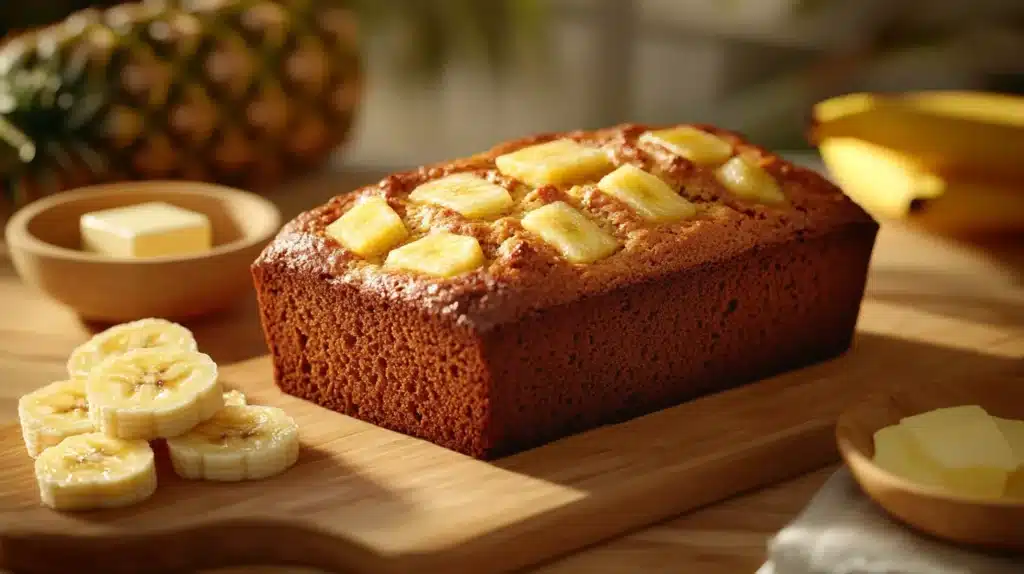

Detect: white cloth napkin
[759,468,1022,574]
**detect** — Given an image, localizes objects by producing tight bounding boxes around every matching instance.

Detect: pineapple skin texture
[0,0,362,205]
[251,122,880,459]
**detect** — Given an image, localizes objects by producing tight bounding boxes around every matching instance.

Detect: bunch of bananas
[810,91,1024,238]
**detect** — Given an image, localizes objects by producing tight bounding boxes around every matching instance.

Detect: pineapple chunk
[325,196,409,258]
[597,164,697,223]
[409,173,514,219]
[520,201,619,264]
[640,126,734,165]
[383,232,485,278]
[715,156,786,204]
[495,139,614,187]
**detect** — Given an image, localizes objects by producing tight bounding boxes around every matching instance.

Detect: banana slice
[167,405,300,482]
[18,379,95,458]
[87,347,224,440]
[34,432,156,511]
[409,173,514,219]
[223,389,247,407]
[383,232,486,278]
[520,201,620,264]
[67,318,198,380]
[596,164,697,222]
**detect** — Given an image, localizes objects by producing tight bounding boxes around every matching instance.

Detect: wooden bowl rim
[836,389,1024,510]
[3,181,282,265]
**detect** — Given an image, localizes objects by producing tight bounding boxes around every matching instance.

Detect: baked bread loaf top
[256,123,874,329]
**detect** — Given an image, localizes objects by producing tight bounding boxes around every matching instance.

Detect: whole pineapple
[0,0,362,208]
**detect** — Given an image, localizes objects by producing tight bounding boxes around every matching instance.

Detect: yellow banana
[818,136,1024,236]
[811,91,1024,182]
[817,137,946,221]
[900,178,1024,238]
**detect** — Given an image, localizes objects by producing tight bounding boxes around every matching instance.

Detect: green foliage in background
[350,0,548,81]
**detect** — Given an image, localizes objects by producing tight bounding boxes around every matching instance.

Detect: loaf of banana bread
[252,123,878,459]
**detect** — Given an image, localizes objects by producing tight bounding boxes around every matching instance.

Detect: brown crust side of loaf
[252,219,877,459]
[252,262,493,456]
[483,221,876,456]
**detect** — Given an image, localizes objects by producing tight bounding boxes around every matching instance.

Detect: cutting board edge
[3,328,1020,574]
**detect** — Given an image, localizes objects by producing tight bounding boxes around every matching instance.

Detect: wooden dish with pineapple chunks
[4,181,281,322]
[836,368,1024,551]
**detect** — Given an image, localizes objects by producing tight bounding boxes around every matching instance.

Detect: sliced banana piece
[715,155,786,204]
[18,379,95,458]
[383,232,485,278]
[495,139,614,187]
[34,432,156,511]
[223,389,247,407]
[167,405,300,482]
[520,201,620,264]
[409,172,514,219]
[68,318,198,380]
[87,347,223,440]
[596,164,697,222]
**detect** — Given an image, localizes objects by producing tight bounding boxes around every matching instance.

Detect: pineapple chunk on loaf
[252,123,878,459]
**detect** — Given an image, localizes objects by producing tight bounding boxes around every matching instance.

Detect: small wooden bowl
[837,372,1024,551]
[4,181,282,322]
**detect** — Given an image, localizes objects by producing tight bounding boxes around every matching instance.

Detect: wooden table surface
[0,168,1021,573]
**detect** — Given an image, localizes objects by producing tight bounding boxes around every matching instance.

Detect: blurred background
[353,0,1024,167]
[3,0,1023,170]
[341,0,1024,167]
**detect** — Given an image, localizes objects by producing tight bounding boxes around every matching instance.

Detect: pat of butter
[899,405,1016,498]
[995,417,1024,499]
[80,201,212,258]
[872,424,944,488]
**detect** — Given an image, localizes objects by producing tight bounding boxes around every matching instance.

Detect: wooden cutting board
[0,301,1021,574]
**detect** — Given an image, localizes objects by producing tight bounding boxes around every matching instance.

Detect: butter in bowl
[4,181,282,323]
[79,201,214,259]
[836,373,1024,552]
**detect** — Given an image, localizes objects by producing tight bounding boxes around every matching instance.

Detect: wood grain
[0,168,1020,573]
[0,316,1021,573]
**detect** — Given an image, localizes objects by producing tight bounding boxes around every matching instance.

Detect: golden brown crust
[254,123,875,330]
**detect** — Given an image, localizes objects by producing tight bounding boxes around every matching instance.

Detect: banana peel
[811,91,1024,183]
[812,91,1024,238]
[903,178,1024,238]
[818,138,945,221]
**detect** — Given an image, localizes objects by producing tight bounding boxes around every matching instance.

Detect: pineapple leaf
[0,115,36,175]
